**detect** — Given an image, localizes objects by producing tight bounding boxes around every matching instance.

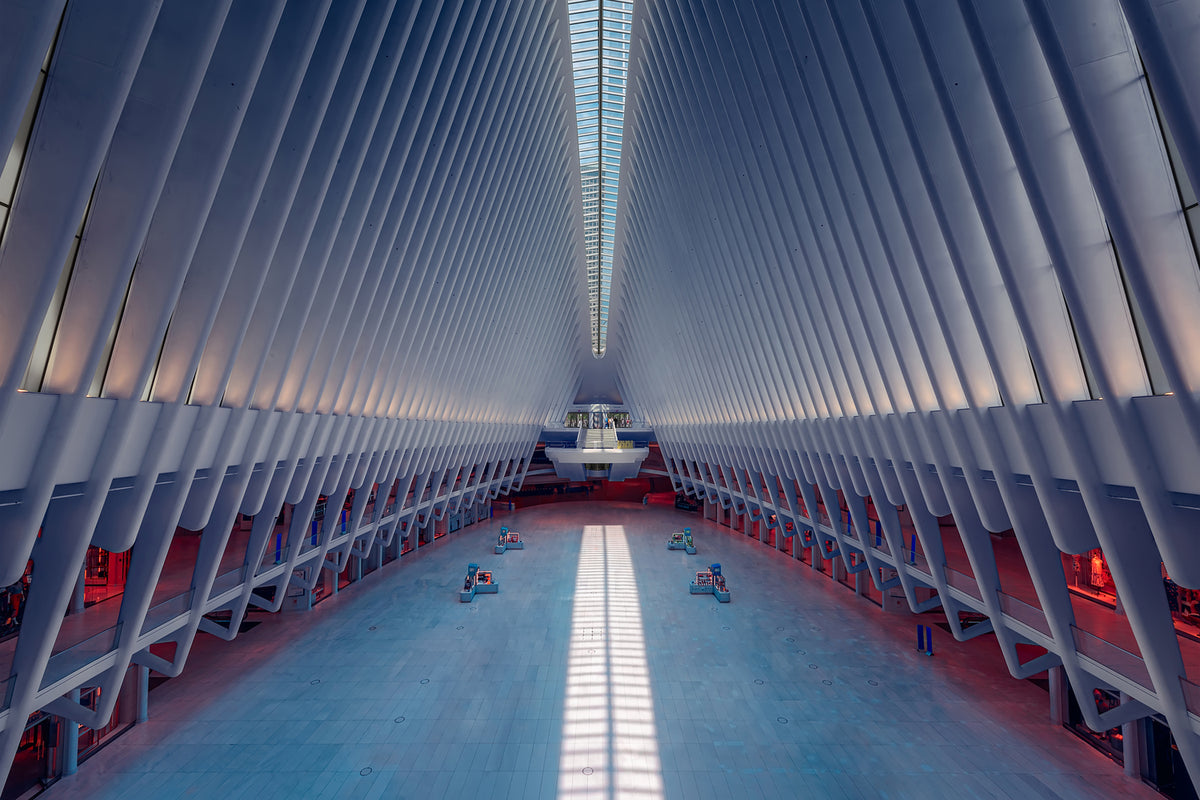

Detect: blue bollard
[915,624,933,656]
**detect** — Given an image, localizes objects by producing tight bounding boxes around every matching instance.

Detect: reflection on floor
[560,525,662,798]
[44,502,1156,799]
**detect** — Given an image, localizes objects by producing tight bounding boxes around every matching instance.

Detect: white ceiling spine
[0,0,586,784]
[609,0,1200,786]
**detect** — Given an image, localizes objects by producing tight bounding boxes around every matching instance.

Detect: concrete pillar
[136,665,149,724]
[71,566,85,615]
[325,566,338,596]
[1121,691,1141,778]
[1049,666,1067,727]
[62,689,80,776]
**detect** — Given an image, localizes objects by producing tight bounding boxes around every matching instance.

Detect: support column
[325,565,338,596]
[71,566,85,615]
[1049,666,1067,727]
[1121,692,1142,778]
[137,665,149,724]
[62,689,79,776]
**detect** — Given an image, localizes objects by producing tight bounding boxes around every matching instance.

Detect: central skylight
[568,0,632,356]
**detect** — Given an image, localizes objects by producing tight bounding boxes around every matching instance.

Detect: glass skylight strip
[569,0,631,356]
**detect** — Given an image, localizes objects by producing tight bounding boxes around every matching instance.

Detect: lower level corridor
[46,502,1156,799]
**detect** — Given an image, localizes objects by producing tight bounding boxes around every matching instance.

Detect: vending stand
[667,527,696,554]
[460,563,498,602]
[690,563,730,602]
[495,526,524,554]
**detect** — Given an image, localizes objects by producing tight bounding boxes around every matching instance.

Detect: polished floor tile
[46,502,1155,799]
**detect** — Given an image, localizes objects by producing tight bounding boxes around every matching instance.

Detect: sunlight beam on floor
[560,525,663,799]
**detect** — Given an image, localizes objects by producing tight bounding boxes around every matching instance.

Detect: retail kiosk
[667,527,696,554]
[460,563,498,602]
[495,526,524,554]
[690,563,730,602]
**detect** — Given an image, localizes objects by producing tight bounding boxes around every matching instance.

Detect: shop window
[0,562,32,641]
[401,530,413,556]
[1162,564,1200,640]
[3,712,54,799]
[77,686,129,761]
[84,547,128,607]
[1066,685,1124,765]
[837,552,856,590]
[1064,549,1116,605]
[1145,717,1200,800]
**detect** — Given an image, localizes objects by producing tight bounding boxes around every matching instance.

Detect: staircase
[582,428,620,450]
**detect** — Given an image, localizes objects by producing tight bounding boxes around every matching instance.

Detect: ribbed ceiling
[4,0,1200,792]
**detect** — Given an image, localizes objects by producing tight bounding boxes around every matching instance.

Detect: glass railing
[1072,625,1154,690]
[902,549,933,577]
[944,567,982,600]
[997,592,1052,637]
[262,530,287,568]
[42,624,121,690]
[1179,675,1200,717]
[210,569,242,599]
[141,591,193,635]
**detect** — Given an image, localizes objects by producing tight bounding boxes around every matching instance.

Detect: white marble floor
[46,502,1156,799]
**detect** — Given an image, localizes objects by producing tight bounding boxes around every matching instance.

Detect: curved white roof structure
[2,0,1200,792]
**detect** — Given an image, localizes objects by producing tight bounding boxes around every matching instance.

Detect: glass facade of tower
[568,0,631,356]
